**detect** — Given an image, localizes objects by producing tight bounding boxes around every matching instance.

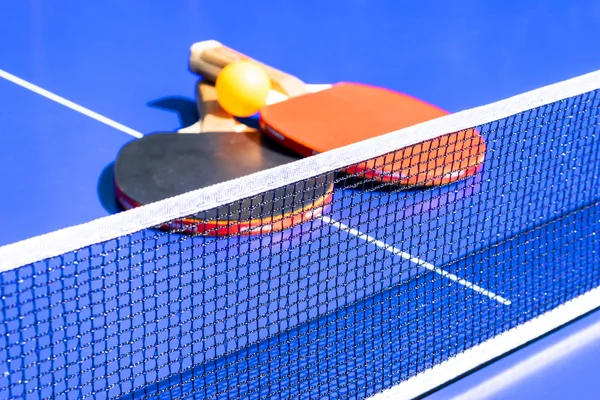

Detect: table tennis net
[1,72,599,399]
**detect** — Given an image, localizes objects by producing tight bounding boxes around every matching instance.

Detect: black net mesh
[1,90,599,399]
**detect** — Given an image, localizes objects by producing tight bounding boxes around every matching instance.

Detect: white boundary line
[0,69,143,139]
[321,217,510,305]
[368,286,600,400]
[451,314,600,399]
[0,69,598,272]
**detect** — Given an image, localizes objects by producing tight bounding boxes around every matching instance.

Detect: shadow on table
[96,95,199,215]
[97,161,120,214]
[148,96,198,131]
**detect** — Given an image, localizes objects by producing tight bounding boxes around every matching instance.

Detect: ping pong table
[1,1,600,399]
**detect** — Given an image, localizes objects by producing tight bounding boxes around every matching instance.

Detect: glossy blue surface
[1,1,600,399]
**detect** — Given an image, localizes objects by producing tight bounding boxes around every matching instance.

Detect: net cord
[0,69,599,272]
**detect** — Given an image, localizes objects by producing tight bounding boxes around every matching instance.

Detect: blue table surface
[2,1,600,399]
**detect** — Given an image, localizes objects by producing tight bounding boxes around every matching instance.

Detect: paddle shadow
[97,161,120,214]
[148,96,198,130]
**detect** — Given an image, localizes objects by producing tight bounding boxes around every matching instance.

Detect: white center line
[320,216,511,305]
[0,66,510,307]
[0,69,143,139]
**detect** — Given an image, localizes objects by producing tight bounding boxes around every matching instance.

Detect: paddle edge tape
[114,177,335,236]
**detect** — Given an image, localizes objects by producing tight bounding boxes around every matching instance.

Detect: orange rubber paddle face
[347,128,486,186]
[260,83,486,186]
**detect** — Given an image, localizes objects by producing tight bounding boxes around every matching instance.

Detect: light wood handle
[189,40,309,98]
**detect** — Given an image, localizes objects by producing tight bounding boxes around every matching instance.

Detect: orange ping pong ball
[215,60,272,117]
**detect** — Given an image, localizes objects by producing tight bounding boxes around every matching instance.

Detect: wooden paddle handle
[189,40,309,98]
[197,81,252,133]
